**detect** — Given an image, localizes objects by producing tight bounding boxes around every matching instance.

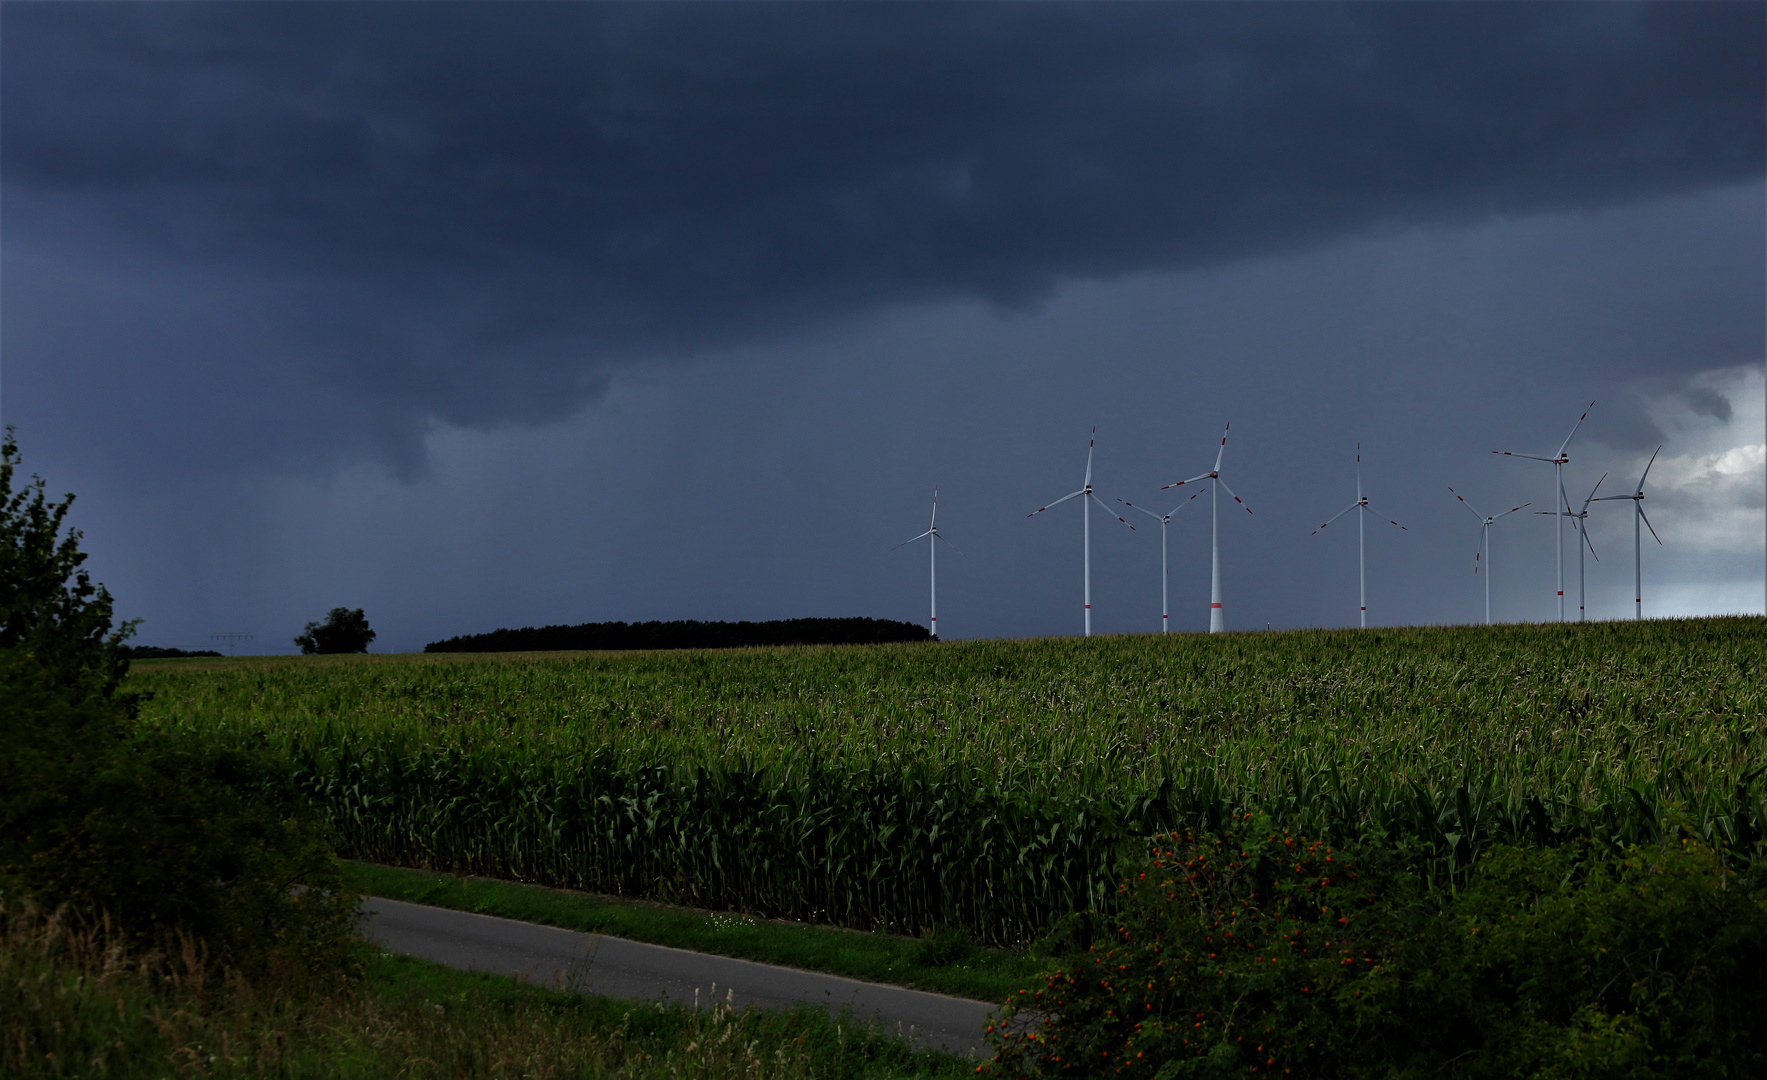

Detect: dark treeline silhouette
[119,645,223,659]
[424,617,932,653]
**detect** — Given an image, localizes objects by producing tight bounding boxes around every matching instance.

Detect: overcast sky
[4,2,1763,653]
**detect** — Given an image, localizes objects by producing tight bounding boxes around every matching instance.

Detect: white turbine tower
[893,487,958,638]
[1028,428,1134,637]
[1494,400,1594,621]
[1162,424,1252,634]
[1309,444,1407,628]
[1118,486,1209,632]
[1448,488,1531,625]
[1536,475,1604,621]
[1591,447,1663,621]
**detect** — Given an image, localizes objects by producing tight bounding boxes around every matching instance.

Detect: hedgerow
[985,819,1767,1078]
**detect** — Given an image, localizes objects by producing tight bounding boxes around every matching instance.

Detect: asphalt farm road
[360,896,999,1056]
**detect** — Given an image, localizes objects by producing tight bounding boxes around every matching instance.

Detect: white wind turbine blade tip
[1583,473,1608,508]
[1091,492,1135,529]
[1449,487,1487,521]
[1028,490,1086,517]
[1557,399,1595,457]
[1216,478,1252,514]
[1639,507,1664,546]
[1637,445,1661,494]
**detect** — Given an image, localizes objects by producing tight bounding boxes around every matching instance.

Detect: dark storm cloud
[4,2,1762,463]
[1686,385,1735,423]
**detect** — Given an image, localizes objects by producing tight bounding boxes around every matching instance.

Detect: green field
[131,617,1767,946]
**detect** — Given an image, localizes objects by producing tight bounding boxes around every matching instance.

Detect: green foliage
[131,620,1767,944]
[0,657,356,968]
[295,605,376,654]
[3,898,970,1080]
[0,426,132,697]
[0,429,355,971]
[985,826,1767,1078]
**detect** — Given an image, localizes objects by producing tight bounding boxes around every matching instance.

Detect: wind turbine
[893,487,959,638]
[1118,485,1209,632]
[1028,428,1134,637]
[1310,444,1406,628]
[1494,400,1594,621]
[1536,475,1604,621]
[1162,424,1252,634]
[1448,488,1531,625]
[1592,446,1663,620]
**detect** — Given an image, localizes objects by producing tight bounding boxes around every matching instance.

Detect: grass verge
[5,894,976,1079]
[344,860,1039,1003]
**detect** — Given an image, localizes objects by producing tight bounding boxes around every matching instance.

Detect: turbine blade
[1636,445,1661,495]
[1213,423,1229,474]
[1581,473,1607,510]
[1163,471,1215,489]
[1216,478,1253,514]
[1312,502,1360,534]
[1581,522,1598,562]
[1027,490,1085,517]
[1556,400,1595,458]
[1449,487,1487,522]
[1493,451,1558,463]
[930,486,938,527]
[1083,427,1096,488]
[1169,487,1209,515]
[1118,498,1166,523]
[1493,502,1532,519]
[934,531,964,555]
[890,530,934,550]
[1639,506,1663,546]
[1091,492,1136,529]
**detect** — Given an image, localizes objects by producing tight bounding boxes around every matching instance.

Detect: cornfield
[131,617,1767,946]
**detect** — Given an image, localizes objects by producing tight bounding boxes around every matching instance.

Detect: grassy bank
[3,896,970,1080]
[131,618,1767,944]
[345,861,1039,1002]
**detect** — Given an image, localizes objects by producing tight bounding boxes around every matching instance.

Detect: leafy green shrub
[1,653,357,970]
[986,820,1767,1078]
[0,429,356,971]
[0,427,131,699]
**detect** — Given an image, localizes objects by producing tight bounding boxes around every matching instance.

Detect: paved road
[360,896,998,1055]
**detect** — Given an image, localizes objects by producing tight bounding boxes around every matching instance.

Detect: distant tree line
[424,616,932,653]
[118,645,223,659]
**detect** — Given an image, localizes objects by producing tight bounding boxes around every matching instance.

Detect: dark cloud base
[4,2,1761,470]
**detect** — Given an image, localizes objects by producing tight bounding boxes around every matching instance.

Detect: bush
[985,819,1767,1078]
[0,653,357,970]
[0,426,131,698]
[0,429,356,972]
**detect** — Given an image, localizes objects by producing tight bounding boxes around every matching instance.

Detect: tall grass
[1,896,961,1079]
[132,618,1767,945]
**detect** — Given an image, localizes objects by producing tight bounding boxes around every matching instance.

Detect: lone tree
[294,607,376,654]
